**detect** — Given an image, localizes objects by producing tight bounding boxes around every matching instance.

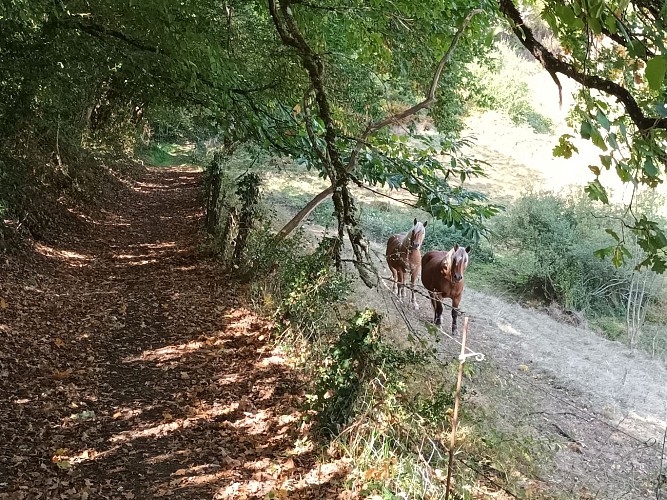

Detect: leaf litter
[0,166,350,499]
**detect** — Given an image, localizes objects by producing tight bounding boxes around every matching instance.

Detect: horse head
[408,217,428,251]
[450,244,471,283]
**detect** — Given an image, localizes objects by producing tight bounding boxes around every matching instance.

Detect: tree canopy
[1,0,666,271]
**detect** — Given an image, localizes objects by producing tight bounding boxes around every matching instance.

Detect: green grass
[138,142,193,167]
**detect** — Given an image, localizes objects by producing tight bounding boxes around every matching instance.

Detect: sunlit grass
[139,142,194,167]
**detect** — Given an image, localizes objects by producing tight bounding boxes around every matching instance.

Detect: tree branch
[346,9,484,174]
[273,7,485,241]
[275,186,334,240]
[497,0,667,132]
[63,19,161,54]
[302,85,328,165]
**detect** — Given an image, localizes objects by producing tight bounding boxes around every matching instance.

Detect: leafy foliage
[467,42,555,133]
[491,192,665,315]
[500,0,667,271]
[306,309,383,437]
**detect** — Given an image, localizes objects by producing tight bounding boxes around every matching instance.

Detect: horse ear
[413,217,417,226]
[454,243,459,251]
[465,246,472,254]
[423,220,428,227]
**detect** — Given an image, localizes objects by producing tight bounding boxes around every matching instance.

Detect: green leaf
[604,14,617,34]
[605,228,620,242]
[588,17,602,35]
[615,162,632,182]
[585,179,609,204]
[599,155,612,169]
[651,257,667,274]
[594,246,615,260]
[628,40,646,57]
[553,134,578,159]
[644,157,659,177]
[645,56,667,92]
[555,4,577,27]
[572,18,585,30]
[595,109,610,131]
[612,246,625,267]
[580,121,593,139]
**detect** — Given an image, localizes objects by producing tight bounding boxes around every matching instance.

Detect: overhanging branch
[497,0,667,132]
[346,9,484,174]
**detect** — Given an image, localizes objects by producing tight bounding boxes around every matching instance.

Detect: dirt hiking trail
[0,167,348,499]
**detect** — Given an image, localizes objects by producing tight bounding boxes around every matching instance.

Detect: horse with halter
[421,244,471,334]
[386,218,428,309]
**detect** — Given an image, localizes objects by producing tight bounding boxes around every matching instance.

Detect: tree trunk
[275,185,334,242]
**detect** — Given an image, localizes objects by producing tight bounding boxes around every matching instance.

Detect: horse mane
[441,244,468,274]
[400,221,425,250]
[441,247,454,273]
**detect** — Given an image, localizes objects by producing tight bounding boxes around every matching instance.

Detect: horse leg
[430,292,443,325]
[451,296,461,335]
[389,267,399,295]
[410,268,419,310]
[396,269,405,300]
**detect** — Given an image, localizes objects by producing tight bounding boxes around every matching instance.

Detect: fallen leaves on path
[0,166,350,499]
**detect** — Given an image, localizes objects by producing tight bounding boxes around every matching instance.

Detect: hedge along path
[0,166,350,499]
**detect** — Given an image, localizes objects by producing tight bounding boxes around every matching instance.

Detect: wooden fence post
[445,315,469,499]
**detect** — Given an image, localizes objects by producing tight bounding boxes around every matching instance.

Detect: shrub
[466,42,554,134]
[248,233,352,341]
[491,192,632,314]
[307,309,383,436]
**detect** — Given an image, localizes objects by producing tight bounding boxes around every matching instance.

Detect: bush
[307,309,383,436]
[248,232,353,341]
[491,192,630,314]
[466,42,554,134]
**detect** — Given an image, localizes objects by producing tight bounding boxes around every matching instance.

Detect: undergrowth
[467,42,554,134]
[225,182,534,498]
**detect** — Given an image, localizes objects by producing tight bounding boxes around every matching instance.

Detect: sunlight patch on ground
[234,409,273,436]
[496,319,521,336]
[117,258,159,266]
[256,355,285,368]
[51,448,98,469]
[34,242,93,266]
[134,241,177,249]
[64,205,99,225]
[124,341,204,363]
[110,418,193,444]
[216,373,240,385]
[263,172,328,196]
[166,467,226,490]
[212,454,350,500]
[111,407,144,421]
[619,410,667,439]
[173,264,197,272]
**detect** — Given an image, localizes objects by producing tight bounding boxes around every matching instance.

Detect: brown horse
[421,244,471,334]
[386,218,428,309]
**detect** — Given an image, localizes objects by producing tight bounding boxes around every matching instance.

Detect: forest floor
[0,166,349,499]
